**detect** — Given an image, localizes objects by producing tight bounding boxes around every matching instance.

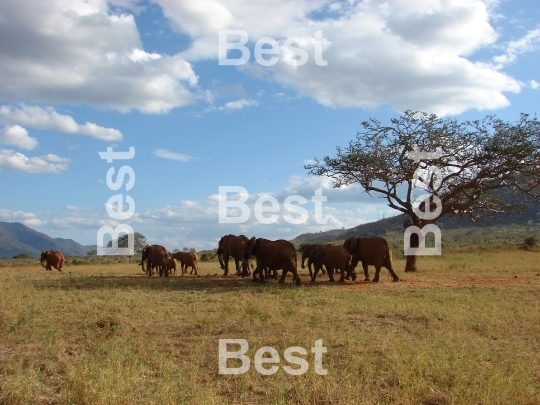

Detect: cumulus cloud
[155,0,520,115]
[29,174,399,249]
[0,209,45,227]
[153,149,194,162]
[0,0,197,113]
[0,125,37,149]
[531,80,540,90]
[0,105,123,141]
[492,28,540,69]
[219,98,258,110]
[0,149,70,173]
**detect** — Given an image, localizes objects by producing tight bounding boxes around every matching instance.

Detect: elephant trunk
[141,258,146,273]
[40,253,46,268]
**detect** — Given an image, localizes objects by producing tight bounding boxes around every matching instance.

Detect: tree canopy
[107,232,147,255]
[305,111,540,270]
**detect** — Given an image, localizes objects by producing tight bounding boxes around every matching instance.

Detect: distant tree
[13,253,30,259]
[189,248,196,252]
[172,248,181,254]
[306,111,540,272]
[200,252,212,262]
[183,247,189,252]
[87,250,97,256]
[107,232,147,255]
[524,236,538,248]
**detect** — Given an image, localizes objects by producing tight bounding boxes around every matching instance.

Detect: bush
[200,253,211,262]
[12,253,30,259]
[524,236,537,248]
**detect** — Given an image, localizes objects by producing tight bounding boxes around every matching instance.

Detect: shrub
[524,236,537,248]
[200,252,213,262]
[12,253,30,259]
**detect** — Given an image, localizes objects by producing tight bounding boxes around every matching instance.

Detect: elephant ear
[354,238,362,253]
[343,238,356,254]
[311,246,323,260]
[246,237,257,257]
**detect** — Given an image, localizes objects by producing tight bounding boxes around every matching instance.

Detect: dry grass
[1,251,539,404]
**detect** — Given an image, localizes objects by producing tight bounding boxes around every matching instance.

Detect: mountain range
[2,191,540,259]
[291,195,540,248]
[0,222,96,258]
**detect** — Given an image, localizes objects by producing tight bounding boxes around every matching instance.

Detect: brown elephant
[343,237,399,282]
[40,250,65,271]
[172,251,198,275]
[307,245,355,282]
[217,234,250,276]
[300,244,331,278]
[141,244,171,277]
[243,238,301,285]
[167,258,178,275]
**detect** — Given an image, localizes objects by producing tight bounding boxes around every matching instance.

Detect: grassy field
[1,250,539,405]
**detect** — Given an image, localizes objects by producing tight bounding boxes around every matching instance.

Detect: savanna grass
[0,251,539,404]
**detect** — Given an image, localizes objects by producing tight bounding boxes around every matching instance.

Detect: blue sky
[0,0,538,251]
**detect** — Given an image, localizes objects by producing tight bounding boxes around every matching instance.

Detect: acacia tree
[107,232,147,255]
[305,111,540,272]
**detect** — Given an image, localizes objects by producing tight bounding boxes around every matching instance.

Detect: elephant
[167,257,178,275]
[217,234,250,276]
[141,244,171,277]
[343,237,400,282]
[243,237,301,285]
[172,251,198,275]
[40,250,65,271]
[300,244,331,278]
[307,245,355,282]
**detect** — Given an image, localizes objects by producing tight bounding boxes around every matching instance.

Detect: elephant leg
[308,263,313,280]
[259,267,267,283]
[278,268,287,284]
[362,262,370,281]
[386,266,400,282]
[349,267,357,281]
[252,267,260,282]
[290,267,302,286]
[312,265,320,282]
[372,266,381,283]
[338,265,346,282]
[327,267,335,282]
[224,254,230,276]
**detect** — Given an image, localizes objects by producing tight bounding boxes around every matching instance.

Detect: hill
[291,196,540,251]
[0,222,96,258]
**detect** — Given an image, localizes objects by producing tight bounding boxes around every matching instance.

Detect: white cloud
[0,125,38,149]
[65,206,93,211]
[153,149,194,162]
[0,209,45,227]
[220,98,258,110]
[155,0,520,115]
[492,28,540,69]
[0,0,197,113]
[530,80,540,90]
[0,105,123,141]
[0,149,70,174]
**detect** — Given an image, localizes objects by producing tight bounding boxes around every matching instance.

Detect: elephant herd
[38,235,400,285]
[216,234,400,285]
[140,244,199,277]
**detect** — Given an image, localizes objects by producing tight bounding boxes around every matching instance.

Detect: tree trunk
[404,218,420,272]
